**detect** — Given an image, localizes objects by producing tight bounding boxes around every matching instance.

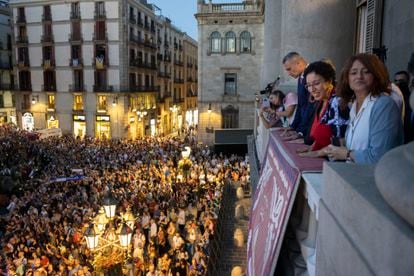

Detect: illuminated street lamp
[103,192,117,219]
[119,222,133,248]
[84,223,99,250]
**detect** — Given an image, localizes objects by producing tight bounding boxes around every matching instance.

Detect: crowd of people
[0,125,250,275]
[259,52,413,164]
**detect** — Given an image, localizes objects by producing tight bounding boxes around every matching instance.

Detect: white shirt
[346,95,377,150]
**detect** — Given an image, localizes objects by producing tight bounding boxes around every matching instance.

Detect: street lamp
[84,223,99,250]
[83,191,135,272]
[32,95,39,105]
[102,192,117,219]
[112,97,118,107]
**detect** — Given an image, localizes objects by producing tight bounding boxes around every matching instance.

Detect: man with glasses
[282,52,316,140]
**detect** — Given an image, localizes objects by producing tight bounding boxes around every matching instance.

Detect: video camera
[256,76,281,108]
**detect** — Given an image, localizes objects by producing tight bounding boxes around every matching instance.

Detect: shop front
[96,115,110,140]
[128,116,137,140]
[22,112,34,131]
[47,115,59,129]
[0,112,7,125]
[73,115,86,139]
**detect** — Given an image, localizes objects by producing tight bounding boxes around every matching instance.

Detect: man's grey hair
[282,52,301,64]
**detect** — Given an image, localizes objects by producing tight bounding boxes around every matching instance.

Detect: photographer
[259,90,297,129]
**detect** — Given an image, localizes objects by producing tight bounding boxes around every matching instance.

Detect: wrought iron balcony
[16,35,28,44]
[41,34,54,43]
[69,84,85,92]
[69,58,83,68]
[129,85,159,93]
[94,10,106,19]
[42,84,56,92]
[70,10,81,20]
[93,84,113,92]
[42,59,55,69]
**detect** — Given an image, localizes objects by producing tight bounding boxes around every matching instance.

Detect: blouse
[345,94,403,164]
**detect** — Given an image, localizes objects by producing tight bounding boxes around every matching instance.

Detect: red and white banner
[247,133,301,276]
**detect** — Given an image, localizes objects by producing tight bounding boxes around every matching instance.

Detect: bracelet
[346,150,352,162]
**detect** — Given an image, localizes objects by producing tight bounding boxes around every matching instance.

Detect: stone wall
[317,162,414,275]
[382,0,414,76]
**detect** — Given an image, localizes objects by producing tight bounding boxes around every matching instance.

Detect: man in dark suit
[282,52,316,140]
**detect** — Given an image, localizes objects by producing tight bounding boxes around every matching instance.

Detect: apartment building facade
[10,0,197,139]
[0,1,15,126]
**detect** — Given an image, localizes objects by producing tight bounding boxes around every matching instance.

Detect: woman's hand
[296,146,310,154]
[298,150,321,158]
[325,145,348,161]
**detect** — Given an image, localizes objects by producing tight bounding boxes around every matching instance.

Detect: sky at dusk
[150,0,199,41]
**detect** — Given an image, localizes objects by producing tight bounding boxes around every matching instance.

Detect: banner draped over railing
[247,130,324,276]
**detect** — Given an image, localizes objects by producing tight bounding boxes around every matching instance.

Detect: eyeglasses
[305,80,322,90]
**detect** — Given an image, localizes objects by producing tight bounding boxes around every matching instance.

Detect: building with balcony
[195,0,264,145]
[10,0,197,139]
[0,1,15,126]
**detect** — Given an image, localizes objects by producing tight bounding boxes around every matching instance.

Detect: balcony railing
[69,84,85,92]
[42,13,52,22]
[70,58,83,67]
[42,59,55,69]
[69,33,83,43]
[158,71,171,78]
[41,34,54,43]
[93,56,108,68]
[17,60,30,68]
[93,32,108,42]
[93,84,113,92]
[16,16,26,24]
[70,10,81,20]
[174,60,184,66]
[187,63,193,68]
[137,19,143,27]
[0,61,11,70]
[129,34,144,44]
[144,40,157,49]
[129,15,136,24]
[173,97,185,103]
[16,35,28,44]
[0,83,14,90]
[129,85,159,92]
[42,84,56,92]
[129,60,157,70]
[174,78,184,84]
[187,90,197,97]
[94,10,106,19]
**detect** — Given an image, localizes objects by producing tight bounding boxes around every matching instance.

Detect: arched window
[225,31,236,53]
[210,31,221,53]
[240,31,251,53]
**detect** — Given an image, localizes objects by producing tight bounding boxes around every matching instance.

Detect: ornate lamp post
[83,191,135,273]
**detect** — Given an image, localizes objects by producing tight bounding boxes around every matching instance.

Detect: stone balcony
[198,1,262,14]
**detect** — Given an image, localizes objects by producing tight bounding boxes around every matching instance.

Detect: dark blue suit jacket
[290,75,316,135]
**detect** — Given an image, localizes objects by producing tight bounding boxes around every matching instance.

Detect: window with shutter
[365,0,376,53]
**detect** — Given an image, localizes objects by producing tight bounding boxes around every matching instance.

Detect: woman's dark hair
[303,61,336,85]
[269,89,285,109]
[337,53,390,105]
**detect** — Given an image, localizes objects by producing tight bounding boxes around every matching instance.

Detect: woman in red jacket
[298,61,349,157]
